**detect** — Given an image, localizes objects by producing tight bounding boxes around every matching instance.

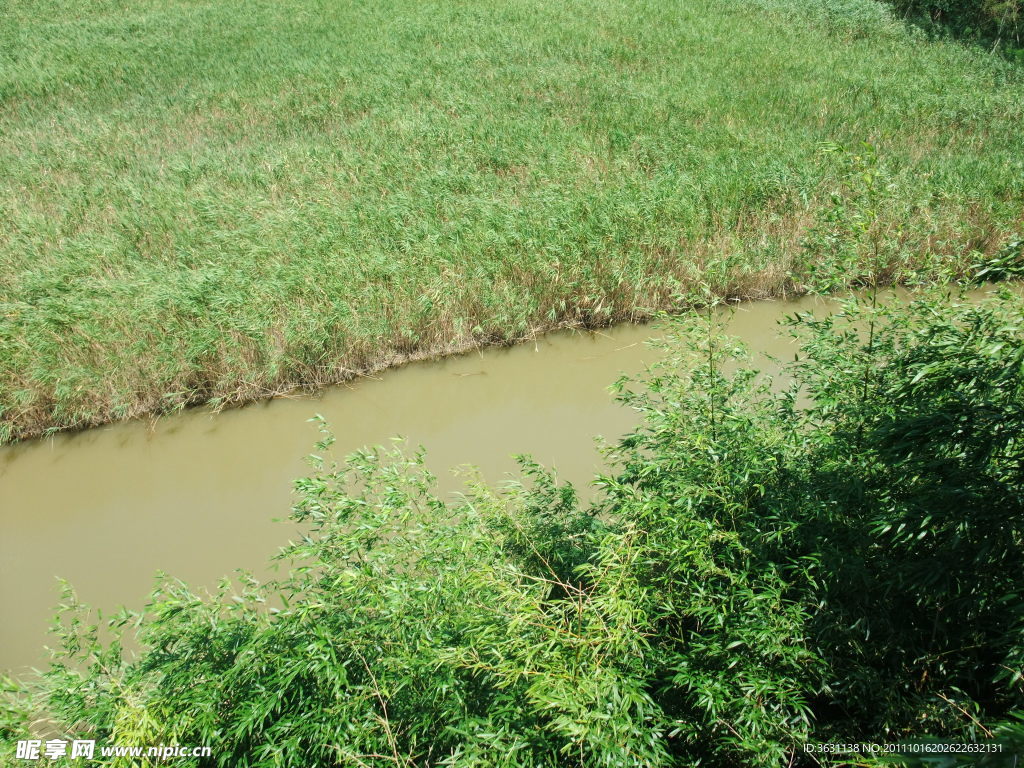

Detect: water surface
[1,294,836,674]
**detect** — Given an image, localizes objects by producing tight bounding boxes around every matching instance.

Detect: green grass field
[1,0,1022,443]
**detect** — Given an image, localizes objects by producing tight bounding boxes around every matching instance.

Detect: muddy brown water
[0,292,910,675]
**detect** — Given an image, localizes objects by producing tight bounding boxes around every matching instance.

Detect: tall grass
[1,0,1023,443]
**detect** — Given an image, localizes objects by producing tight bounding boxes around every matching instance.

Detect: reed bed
[1,0,1022,443]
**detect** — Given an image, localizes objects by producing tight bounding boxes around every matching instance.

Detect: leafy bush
[606,287,1024,757]
[885,0,1022,47]
[3,287,1023,766]
[973,237,1024,282]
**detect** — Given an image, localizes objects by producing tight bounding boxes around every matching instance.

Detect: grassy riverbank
[2,0,1023,443]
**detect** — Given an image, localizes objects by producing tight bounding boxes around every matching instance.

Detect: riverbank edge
[5,272,1009,448]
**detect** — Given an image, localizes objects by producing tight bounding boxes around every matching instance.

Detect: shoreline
[2,277,1002,449]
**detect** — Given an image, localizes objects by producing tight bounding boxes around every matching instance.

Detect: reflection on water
[0,294,840,674]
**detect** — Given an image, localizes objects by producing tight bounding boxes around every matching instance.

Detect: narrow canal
[1,294,848,674]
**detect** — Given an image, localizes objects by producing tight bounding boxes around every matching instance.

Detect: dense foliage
[2,0,1023,444]
[885,0,1022,51]
[3,286,1022,766]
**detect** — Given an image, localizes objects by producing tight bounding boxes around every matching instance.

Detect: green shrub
[892,0,1022,44]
